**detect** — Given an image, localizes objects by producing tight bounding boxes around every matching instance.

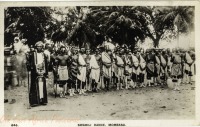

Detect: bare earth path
[4,82,195,120]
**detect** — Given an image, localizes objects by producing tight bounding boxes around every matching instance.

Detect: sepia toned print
[1,2,199,127]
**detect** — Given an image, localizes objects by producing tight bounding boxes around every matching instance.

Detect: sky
[140,31,194,50]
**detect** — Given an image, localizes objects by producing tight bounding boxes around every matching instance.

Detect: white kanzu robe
[77,54,87,82]
[139,54,146,74]
[185,52,193,73]
[102,52,112,78]
[89,55,100,83]
[131,55,139,75]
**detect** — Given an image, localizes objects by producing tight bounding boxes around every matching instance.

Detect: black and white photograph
[1,1,200,126]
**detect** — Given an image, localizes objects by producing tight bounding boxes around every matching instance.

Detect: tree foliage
[4,6,194,48]
[163,6,194,32]
[132,6,174,47]
[5,7,53,46]
[135,6,194,47]
[88,6,146,48]
[65,7,96,48]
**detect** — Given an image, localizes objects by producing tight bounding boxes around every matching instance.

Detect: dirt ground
[4,79,195,121]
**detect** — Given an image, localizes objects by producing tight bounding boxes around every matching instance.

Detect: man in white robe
[77,47,87,95]
[184,51,195,84]
[101,46,112,91]
[124,49,132,89]
[115,48,125,90]
[131,50,140,88]
[90,48,101,92]
[138,51,146,87]
[154,50,161,86]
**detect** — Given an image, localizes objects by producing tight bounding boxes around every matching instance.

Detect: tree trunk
[153,39,159,48]
[177,28,179,48]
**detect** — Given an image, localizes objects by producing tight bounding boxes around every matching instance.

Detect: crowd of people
[4,37,195,107]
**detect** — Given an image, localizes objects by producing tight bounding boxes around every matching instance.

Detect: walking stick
[181,56,184,83]
[110,62,113,85]
[55,81,57,98]
[55,68,58,98]
[80,80,83,94]
[75,79,78,92]
[85,77,88,91]
[27,71,31,109]
[79,69,83,94]
[75,79,77,92]
[101,65,105,89]
[55,66,58,98]
[26,52,31,109]
[189,63,192,84]
[100,75,103,89]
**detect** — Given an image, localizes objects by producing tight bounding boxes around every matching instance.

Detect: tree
[162,6,194,47]
[132,6,175,48]
[135,6,194,48]
[64,7,97,48]
[88,6,146,48]
[50,7,72,42]
[64,6,147,49]
[4,7,53,46]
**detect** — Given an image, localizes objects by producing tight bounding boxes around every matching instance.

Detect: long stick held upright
[27,71,31,109]
[26,52,31,109]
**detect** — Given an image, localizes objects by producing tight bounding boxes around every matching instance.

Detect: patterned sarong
[102,66,111,78]
[102,52,111,64]
[171,64,182,76]
[185,52,193,72]
[146,63,155,75]
[125,56,132,76]
[160,55,167,73]
[58,66,69,81]
[155,55,161,75]
[69,58,78,82]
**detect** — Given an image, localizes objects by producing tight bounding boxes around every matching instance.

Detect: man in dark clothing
[26,41,48,107]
